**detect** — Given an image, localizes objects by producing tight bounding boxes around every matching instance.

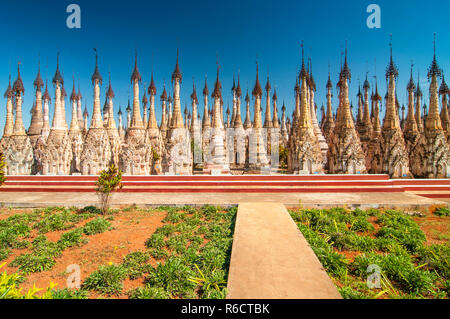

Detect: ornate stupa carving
[230,75,246,169]
[280,102,289,148]
[80,50,112,175]
[380,37,411,178]
[159,85,168,141]
[358,74,375,170]
[423,35,449,177]
[203,64,229,174]
[308,61,328,164]
[68,78,83,173]
[403,64,427,177]
[327,45,366,174]
[37,55,73,175]
[117,106,125,140]
[322,70,335,141]
[247,61,269,172]
[163,50,192,175]
[147,73,164,174]
[288,44,323,174]
[366,81,384,174]
[439,73,450,143]
[0,75,14,153]
[5,63,34,175]
[28,62,44,147]
[104,73,122,168]
[120,52,151,175]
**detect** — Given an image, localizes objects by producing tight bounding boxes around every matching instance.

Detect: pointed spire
[326,63,333,89]
[236,74,242,98]
[160,83,167,101]
[428,33,442,80]
[363,72,370,90]
[252,60,262,97]
[341,40,351,81]
[33,60,44,90]
[231,75,236,93]
[91,48,103,85]
[4,74,12,98]
[131,50,142,83]
[415,72,423,97]
[77,83,82,101]
[13,62,25,94]
[299,41,308,80]
[171,48,182,83]
[70,77,78,101]
[148,72,157,96]
[212,63,222,99]
[439,71,449,95]
[190,81,198,104]
[52,52,64,85]
[265,75,271,93]
[272,88,277,101]
[407,62,416,92]
[106,72,115,98]
[203,75,209,96]
[385,34,399,79]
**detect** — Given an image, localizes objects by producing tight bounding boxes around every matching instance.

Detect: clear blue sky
[0,0,448,130]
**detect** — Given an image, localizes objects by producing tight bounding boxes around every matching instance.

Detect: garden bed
[289,206,449,299]
[0,205,236,299]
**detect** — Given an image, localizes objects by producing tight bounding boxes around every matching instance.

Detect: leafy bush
[0,262,56,299]
[82,264,127,295]
[95,164,123,214]
[51,288,89,299]
[83,218,112,235]
[433,207,450,217]
[128,286,170,299]
[9,253,56,274]
[122,251,151,280]
[58,228,87,249]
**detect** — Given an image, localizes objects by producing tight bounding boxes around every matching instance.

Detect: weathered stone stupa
[163,50,192,175]
[38,55,73,175]
[5,63,34,175]
[327,45,366,174]
[120,53,151,175]
[80,50,112,175]
[423,35,449,177]
[288,44,324,174]
[381,37,411,178]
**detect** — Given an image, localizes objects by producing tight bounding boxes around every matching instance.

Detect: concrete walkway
[0,191,445,209]
[226,203,342,299]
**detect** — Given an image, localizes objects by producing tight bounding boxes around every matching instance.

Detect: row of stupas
[1,37,449,177]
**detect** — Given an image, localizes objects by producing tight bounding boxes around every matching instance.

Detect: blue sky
[0,0,448,130]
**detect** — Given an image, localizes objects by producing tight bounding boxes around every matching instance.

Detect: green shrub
[10,253,56,274]
[58,228,87,249]
[82,264,127,295]
[83,218,112,235]
[0,248,10,261]
[433,207,450,217]
[122,251,151,280]
[146,257,196,297]
[51,288,89,299]
[128,286,170,299]
[95,164,123,214]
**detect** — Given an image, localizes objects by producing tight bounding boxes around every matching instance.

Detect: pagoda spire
[69,77,80,131]
[244,88,252,129]
[211,63,223,129]
[169,49,184,128]
[88,49,104,129]
[425,33,443,132]
[263,75,272,128]
[404,62,418,134]
[147,72,158,129]
[129,51,144,129]
[234,74,243,128]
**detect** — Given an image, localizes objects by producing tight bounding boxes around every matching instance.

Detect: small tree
[95,164,123,214]
[0,152,6,186]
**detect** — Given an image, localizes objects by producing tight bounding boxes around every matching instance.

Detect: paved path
[0,191,445,209]
[226,202,342,299]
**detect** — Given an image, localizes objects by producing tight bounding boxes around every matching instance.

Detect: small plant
[95,164,123,214]
[83,218,112,235]
[0,262,56,299]
[58,228,87,249]
[128,286,170,299]
[51,288,89,299]
[433,207,450,217]
[82,264,127,295]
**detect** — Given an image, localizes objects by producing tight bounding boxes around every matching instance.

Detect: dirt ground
[1,206,448,299]
[1,207,167,298]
